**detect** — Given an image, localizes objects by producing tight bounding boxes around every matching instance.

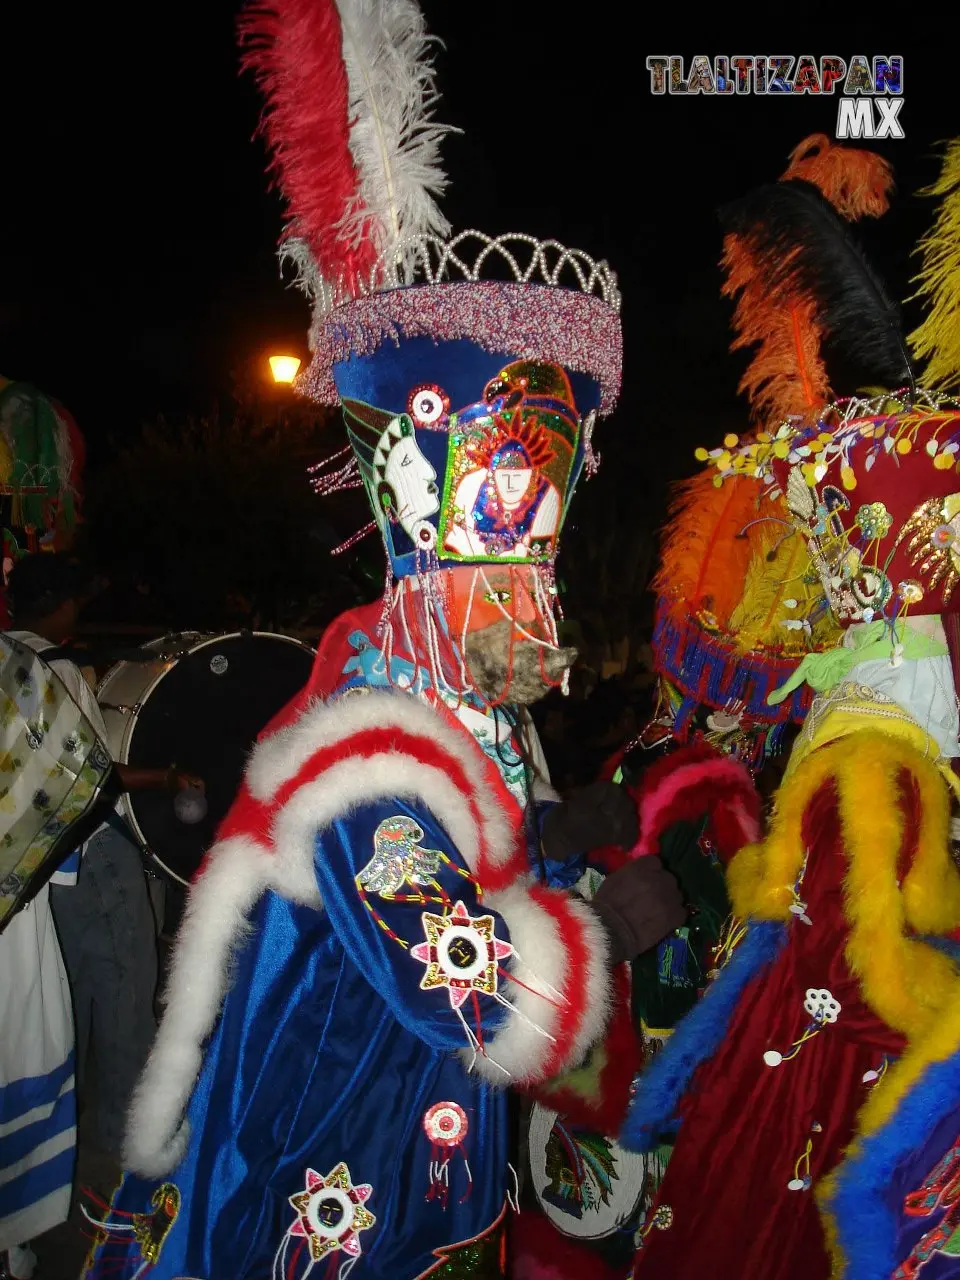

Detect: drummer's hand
[166,768,205,795]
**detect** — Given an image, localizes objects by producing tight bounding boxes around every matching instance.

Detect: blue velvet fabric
[332,337,599,578]
[84,796,518,1279]
[828,1049,960,1278]
[332,336,600,430]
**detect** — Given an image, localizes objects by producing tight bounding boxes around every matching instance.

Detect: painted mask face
[444,564,576,705]
[445,564,545,639]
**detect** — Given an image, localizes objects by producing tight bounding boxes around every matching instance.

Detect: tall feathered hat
[704,390,960,630]
[699,138,960,633]
[647,136,907,761]
[238,0,620,587]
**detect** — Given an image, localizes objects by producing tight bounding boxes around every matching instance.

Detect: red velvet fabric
[769,411,960,621]
[633,780,909,1279]
[258,599,385,739]
[510,1211,621,1279]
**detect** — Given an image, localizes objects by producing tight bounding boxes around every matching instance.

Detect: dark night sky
[1,25,953,506]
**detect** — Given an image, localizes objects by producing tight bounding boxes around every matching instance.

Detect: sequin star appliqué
[287,1163,376,1262]
[411,900,513,1008]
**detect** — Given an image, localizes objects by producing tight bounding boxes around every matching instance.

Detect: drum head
[528,1102,647,1241]
[124,633,314,885]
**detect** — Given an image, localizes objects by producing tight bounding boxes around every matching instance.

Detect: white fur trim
[470,886,611,1086]
[247,690,519,869]
[123,836,269,1177]
[123,694,609,1173]
[270,754,500,899]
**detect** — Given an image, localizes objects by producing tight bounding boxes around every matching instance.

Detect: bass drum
[97,631,316,885]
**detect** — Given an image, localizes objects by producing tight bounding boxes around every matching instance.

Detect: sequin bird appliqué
[357,816,443,897]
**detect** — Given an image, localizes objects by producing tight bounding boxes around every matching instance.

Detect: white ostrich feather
[279,235,327,303]
[334,0,457,285]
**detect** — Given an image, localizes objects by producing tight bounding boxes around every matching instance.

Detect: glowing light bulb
[269,355,302,384]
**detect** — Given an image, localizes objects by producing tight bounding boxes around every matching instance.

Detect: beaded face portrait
[438,361,579,563]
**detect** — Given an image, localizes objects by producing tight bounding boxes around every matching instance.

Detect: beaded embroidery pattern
[696,392,960,628]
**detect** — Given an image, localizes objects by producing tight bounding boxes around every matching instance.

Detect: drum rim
[99,630,316,887]
[95,631,210,699]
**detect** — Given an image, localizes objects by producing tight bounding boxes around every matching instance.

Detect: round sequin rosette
[423,1101,469,1149]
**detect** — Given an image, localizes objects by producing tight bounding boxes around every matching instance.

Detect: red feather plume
[238,0,376,292]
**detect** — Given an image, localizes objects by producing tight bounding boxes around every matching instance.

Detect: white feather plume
[334,0,457,286]
[279,236,325,301]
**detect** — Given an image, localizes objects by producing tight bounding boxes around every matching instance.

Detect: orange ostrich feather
[723,134,896,429]
[652,471,763,627]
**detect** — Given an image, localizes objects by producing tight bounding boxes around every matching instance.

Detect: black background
[0,24,950,507]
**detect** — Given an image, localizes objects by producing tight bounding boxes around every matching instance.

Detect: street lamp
[269,354,302,384]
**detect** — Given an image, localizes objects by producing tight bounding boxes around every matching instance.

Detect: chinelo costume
[80,2,692,1278]
[514,135,897,1278]
[621,137,960,1280]
[621,133,894,1061]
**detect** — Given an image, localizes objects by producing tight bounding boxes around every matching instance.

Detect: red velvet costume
[633,779,907,1278]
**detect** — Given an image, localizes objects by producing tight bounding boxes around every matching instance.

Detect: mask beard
[464,620,577,705]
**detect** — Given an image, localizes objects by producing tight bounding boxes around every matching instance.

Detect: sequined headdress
[719,391,960,626]
[699,136,960,632]
[239,0,620,591]
[645,136,907,763]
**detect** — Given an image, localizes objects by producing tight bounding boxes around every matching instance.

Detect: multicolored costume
[81,2,645,1277]
[617,126,960,1280]
[839,134,960,1280]
[623,388,960,1277]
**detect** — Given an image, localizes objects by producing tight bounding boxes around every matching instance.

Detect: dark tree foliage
[84,405,376,637]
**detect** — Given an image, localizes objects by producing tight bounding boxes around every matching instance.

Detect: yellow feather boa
[726,713,960,1275]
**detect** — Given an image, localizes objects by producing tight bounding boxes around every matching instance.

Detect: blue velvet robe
[84,795,522,1279]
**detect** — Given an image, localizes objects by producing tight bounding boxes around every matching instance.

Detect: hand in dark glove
[590,856,687,965]
[540,781,639,863]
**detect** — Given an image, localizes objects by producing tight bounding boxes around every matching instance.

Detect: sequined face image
[343,401,443,557]
[443,432,563,560]
[437,360,580,565]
